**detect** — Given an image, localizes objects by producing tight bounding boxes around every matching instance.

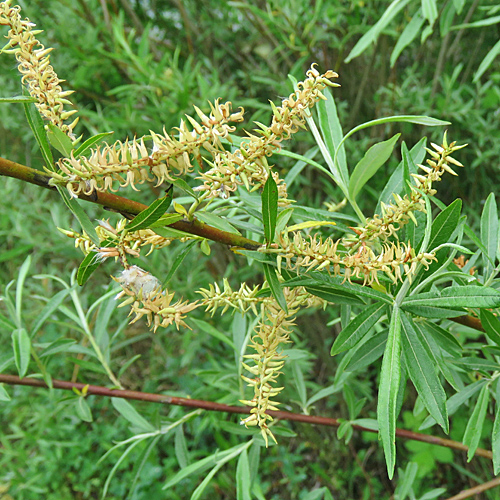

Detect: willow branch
[444,477,500,500]
[0,374,493,461]
[0,156,491,333]
[0,156,261,250]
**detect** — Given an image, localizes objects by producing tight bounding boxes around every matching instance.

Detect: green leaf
[400,312,448,432]
[422,0,438,25]
[394,462,419,500]
[378,305,402,479]
[493,399,500,474]
[390,9,425,67]
[23,101,54,169]
[175,426,190,469]
[316,88,348,187]
[473,38,500,82]
[163,441,251,489]
[31,287,72,335]
[188,319,235,350]
[126,189,173,232]
[111,398,156,432]
[0,95,37,103]
[340,116,449,153]
[480,192,498,278]
[163,241,197,286]
[148,213,183,228]
[262,174,278,244]
[304,284,365,306]
[12,328,31,378]
[422,321,462,355]
[404,286,500,309]
[419,198,462,276]
[451,357,500,373]
[453,15,500,30]
[171,178,199,199]
[76,238,115,286]
[275,207,294,236]
[196,212,241,235]
[15,255,31,327]
[462,384,489,462]
[284,272,392,304]
[331,303,386,355]
[420,380,487,430]
[76,397,93,422]
[400,304,465,319]
[376,137,426,214]
[73,131,114,157]
[39,338,77,358]
[56,185,100,246]
[126,436,161,500]
[348,134,400,200]
[236,448,252,500]
[345,332,387,372]
[47,123,74,157]
[77,251,104,286]
[291,361,307,409]
[263,263,287,313]
[480,309,500,346]
[0,384,11,401]
[345,0,413,63]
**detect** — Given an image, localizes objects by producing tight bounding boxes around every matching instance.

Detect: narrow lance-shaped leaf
[462,383,490,462]
[12,328,31,378]
[73,131,114,157]
[390,9,425,67]
[403,286,500,309]
[236,448,252,500]
[111,397,155,433]
[400,141,413,197]
[418,198,462,276]
[56,185,100,246]
[77,238,115,286]
[378,305,402,479]
[23,100,54,169]
[400,311,448,432]
[493,395,500,474]
[175,426,190,469]
[0,95,36,103]
[47,123,74,157]
[480,309,500,346]
[163,241,197,286]
[474,38,500,82]
[0,384,10,401]
[331,303,386,355]
[305,285,364,306]
[376,137,426,215]
[263,262,287,313]
[262,174,278,244]
[126,187,173,232]
[480,192,498,278]
[348,134,400,200]
[316,88,348,188]
[345,0,413,63]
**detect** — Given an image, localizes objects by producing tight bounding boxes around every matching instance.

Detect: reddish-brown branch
[0,156,490,333]
[0,156,261,250]
[444,477,500,500]
[0,374,493,461]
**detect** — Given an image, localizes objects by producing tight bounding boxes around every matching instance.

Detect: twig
[0,156,491,333]
[0,156,261,250]
[0,374,493,461]
[444,477,500,500]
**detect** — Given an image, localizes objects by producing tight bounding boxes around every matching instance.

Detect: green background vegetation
[1,1,499,499]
